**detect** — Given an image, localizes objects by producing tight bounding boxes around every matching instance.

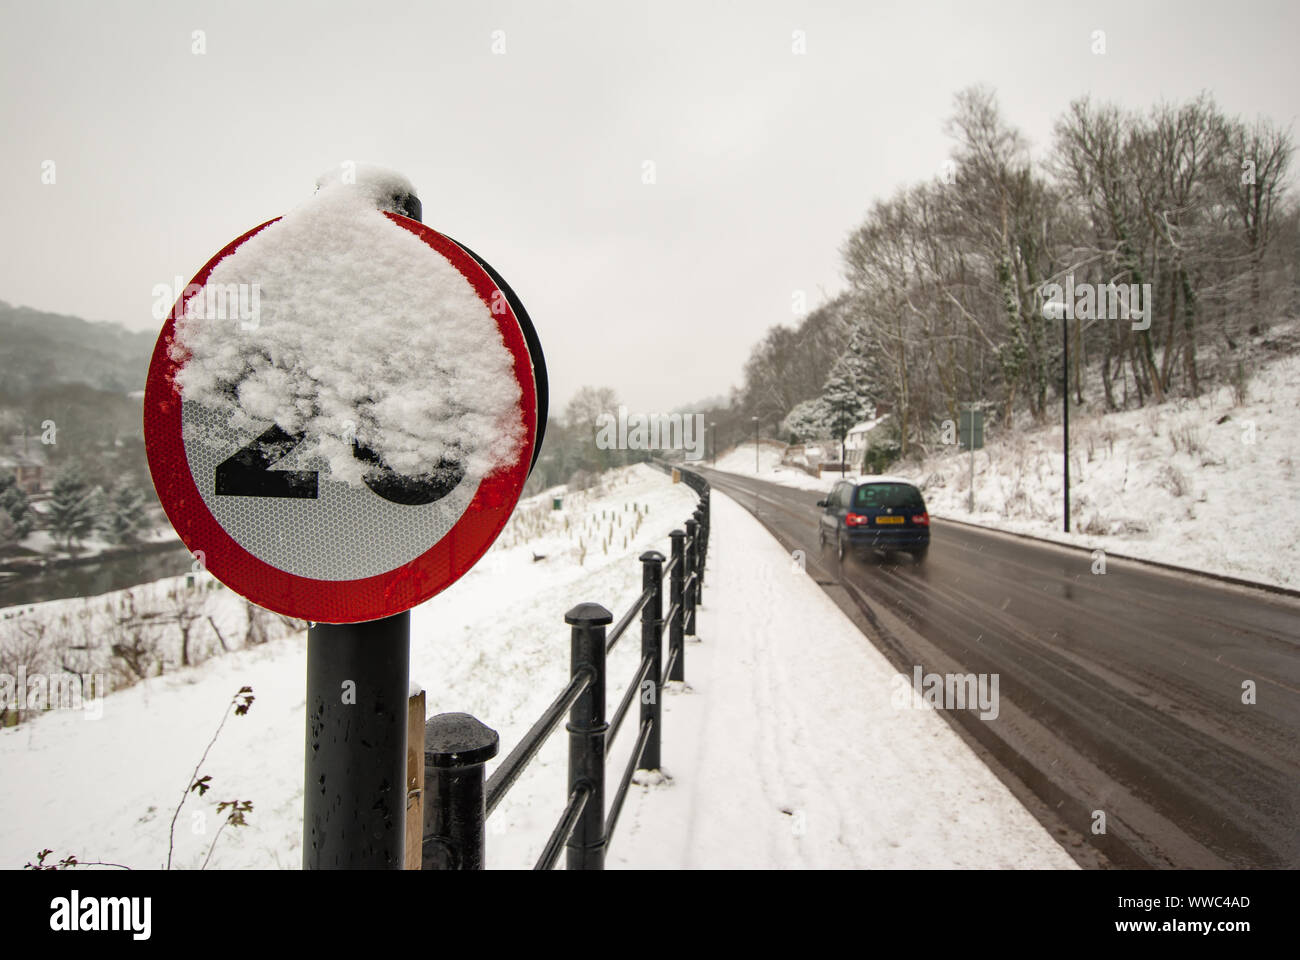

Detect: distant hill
[0,301,155,396]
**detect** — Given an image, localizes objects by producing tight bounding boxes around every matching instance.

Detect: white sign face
[181,401,480,581]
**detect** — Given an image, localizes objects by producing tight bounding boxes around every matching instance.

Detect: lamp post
[751,416,759,473]
[840,415,847,478]
[1044,297,1070,533]
[710,421,717,466]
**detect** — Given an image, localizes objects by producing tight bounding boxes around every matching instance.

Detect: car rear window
[854,483,924,510]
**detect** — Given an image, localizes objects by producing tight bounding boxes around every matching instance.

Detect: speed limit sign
[144,191,543,624]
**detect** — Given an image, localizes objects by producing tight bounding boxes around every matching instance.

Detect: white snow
[313,163,416,214]
[0,463,1073,869]
[714,441,837,490]
[170,166,523,488]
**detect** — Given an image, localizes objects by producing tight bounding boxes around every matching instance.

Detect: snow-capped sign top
[314,163,419,218]
[144,169,539,623]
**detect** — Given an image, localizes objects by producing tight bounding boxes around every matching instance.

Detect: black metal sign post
[291,182,547,870]
[1043,296,1070,532]
[1062,306,1070,533]
[304,613,410,868]
[302,184,426,870]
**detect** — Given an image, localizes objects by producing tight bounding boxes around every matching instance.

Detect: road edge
[931,512,1300,601]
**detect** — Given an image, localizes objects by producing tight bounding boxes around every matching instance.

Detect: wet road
[701,466,1300,868]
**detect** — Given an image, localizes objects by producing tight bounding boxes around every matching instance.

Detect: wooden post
[405,689,426,869]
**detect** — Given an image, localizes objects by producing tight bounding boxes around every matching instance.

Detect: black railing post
[668,530,686,682]
[692,507,706,605]
[684,517,699,637]
[421,712,499,870]
[702,494,712,590]
[638,551,665,771]
[566,602,612,870]
[701,492,710,575]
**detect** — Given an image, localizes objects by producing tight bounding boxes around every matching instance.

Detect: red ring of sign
[144,214,537,624]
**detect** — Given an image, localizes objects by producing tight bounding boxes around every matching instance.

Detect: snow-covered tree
[840,321,882,404]
[101,480,148,545]
[820,358,872,468]
[0,473,34,539]
[781,398,832,442]
[47,469,100,552]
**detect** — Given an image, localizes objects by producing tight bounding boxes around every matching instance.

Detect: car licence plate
[876,516,904,524]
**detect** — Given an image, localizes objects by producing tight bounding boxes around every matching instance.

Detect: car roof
[853,475,920,488]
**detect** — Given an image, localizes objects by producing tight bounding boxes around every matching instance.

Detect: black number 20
[214,425,463,506]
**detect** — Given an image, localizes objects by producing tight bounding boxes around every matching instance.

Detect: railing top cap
[669,529,686,539]
[639,550,666,562]
[565,602,614,626]
[424,712,500,766]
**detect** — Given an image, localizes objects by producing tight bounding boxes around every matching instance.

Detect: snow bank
[170,166,523,489]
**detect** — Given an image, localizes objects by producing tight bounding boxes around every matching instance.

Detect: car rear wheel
[913,546,928,564]
[836,530,846,563]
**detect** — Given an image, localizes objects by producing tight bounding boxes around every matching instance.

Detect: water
[0,541,197,610]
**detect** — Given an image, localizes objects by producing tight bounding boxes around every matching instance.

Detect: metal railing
[419,463,711,870]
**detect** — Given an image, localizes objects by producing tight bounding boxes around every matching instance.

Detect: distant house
[843,414,892,464]
[0,435,48,494]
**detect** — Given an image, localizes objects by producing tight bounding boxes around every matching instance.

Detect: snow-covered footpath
[0,463,1072,869]
[715,344,1300,591]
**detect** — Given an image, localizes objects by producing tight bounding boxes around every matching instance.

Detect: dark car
[817,477,930,563]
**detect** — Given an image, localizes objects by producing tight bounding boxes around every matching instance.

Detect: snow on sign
[144,169,540,624]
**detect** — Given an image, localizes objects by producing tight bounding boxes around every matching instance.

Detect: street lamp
[751,416,759,473]
[1043,297,1069,532]
[710,422,717,466]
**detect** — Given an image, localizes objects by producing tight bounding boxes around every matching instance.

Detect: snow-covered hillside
[716,342,1300,590]
[917,350,1300,589]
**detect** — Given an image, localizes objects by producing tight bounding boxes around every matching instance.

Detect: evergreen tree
[101,480,149,545]
[47,469,100,552]
[0,473,34,539]
[820,359,871,472]
[781,398,833,442]
[839,321,883,404]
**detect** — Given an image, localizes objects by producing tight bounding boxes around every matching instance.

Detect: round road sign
[144,213,538,624]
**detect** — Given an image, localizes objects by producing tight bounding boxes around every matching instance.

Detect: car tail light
[845,512,870,526]
[912,513,930,525]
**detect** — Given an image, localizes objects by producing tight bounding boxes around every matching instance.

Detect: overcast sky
[2,0,1297,416]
